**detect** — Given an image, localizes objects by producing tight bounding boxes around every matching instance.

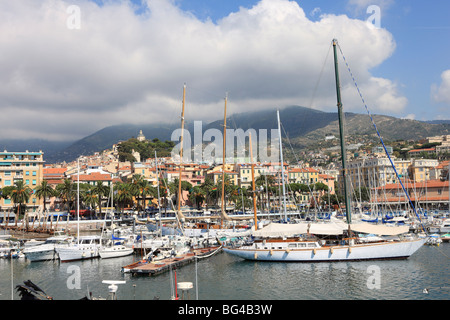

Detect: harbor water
[0,243,449,300]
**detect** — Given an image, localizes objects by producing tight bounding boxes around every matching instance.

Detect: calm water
[1,244,449,301]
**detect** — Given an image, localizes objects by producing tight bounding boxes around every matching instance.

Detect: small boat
[23,236,74,262]
[99,245,133,259]
[441,233,450,242]
[56,235,102,262]
[439,219,450,234]
[426,234,442,246]
[99,235,133,259]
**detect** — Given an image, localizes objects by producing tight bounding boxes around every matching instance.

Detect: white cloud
[432,69,450,105]
[0,0,406,141]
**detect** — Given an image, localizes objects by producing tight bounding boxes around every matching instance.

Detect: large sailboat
[223,39,427,262]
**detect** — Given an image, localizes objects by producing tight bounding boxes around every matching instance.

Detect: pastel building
[0,150,45,212]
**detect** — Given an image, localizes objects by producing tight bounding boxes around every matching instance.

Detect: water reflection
[1,245,449,300]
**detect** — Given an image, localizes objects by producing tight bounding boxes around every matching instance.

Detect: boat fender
[254,252,258,260]
[285,249,290,253]
[348,247,352,253]
[330,248,333,254]
[313,249,316,255]
[269,250,273,255]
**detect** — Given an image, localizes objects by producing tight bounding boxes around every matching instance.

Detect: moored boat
[56,235,102,262]
[23,235,74,262]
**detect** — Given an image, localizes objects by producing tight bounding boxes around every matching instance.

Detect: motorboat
[99,235,134,259]
[56,235,102,262]
[23,235,74,262]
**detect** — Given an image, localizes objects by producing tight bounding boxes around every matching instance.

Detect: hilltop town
[0,130,449,222]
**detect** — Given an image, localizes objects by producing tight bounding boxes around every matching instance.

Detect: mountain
[48,123,180,163]
[2,106,449,163]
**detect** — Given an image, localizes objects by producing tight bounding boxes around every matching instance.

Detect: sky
[0,0,449,142]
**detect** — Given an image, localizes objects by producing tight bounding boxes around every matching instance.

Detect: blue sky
[0,0,448,141]
[176,0,450,121]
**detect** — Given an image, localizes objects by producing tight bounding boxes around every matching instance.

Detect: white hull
[99,246,134,259]
[24,245,57,262]
[224,238,426,262]
[56,244,100,262]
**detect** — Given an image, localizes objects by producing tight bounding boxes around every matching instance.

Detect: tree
[90,181,110,218]
[188,186,206,210]
[169,178,193,208]
[55,179,76,211]
[34,180,56,213]
[115,182,134,213]
[10,180,32,226]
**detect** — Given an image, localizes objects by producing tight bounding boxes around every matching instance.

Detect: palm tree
[130,174,146,211]
[114,182,134,214]
[189,186,206,210]
[55,179,76,212]
[34,180,55,213]
[91,181,110,218]
[169,178,193,209]
[82,187,99,213]
[10,180,32,226]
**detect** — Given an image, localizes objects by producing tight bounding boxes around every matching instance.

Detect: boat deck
[122,247,221,276]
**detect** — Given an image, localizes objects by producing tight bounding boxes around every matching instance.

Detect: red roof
[71,172,112,182]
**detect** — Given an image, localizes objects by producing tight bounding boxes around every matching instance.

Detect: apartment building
[0,150,45,212]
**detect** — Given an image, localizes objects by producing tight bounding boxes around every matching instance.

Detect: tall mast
[221,93,229,224]
[332,39,352,225]
[77,158,80,244]
[155,150,162,238]
[277,110,287,222]
[177,84,186,223]
[249,133,258,229]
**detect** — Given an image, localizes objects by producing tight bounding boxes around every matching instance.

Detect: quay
[122,247,222,276]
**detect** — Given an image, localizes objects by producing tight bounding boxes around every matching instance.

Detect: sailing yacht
[56,159,102,262]
[223,39,427,262]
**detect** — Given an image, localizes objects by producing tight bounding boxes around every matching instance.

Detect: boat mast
[77,158,80,244]
[221,93,230,225]
[277,109,287,222]
[249,133,258,230]
[177,84,187,224]
[155,150,162,238]
[332,39,352,225]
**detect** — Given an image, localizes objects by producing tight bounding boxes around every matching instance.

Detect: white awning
[253,222,347,237]
[253,221,410,238]
[349,222,409,236]
[253,223,309,238]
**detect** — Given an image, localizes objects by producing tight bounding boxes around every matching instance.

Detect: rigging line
[279,121,322,212]
[336,42,427,234]
[307,42,332,109]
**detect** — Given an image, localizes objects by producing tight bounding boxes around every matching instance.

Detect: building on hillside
[318,174,335,195]
[0,150,45,213]
[137,130,146,142]
[373,179,449,210]
[43,167,67,186]
[288,167,319,185]
[70,172,113,186]
[407,147,436,158]
[408,158,439,183]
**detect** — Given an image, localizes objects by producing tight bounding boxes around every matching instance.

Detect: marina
[0,36,448,303]
[0,241,449,300]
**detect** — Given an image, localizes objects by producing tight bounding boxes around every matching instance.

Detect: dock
[122,247,222,276]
